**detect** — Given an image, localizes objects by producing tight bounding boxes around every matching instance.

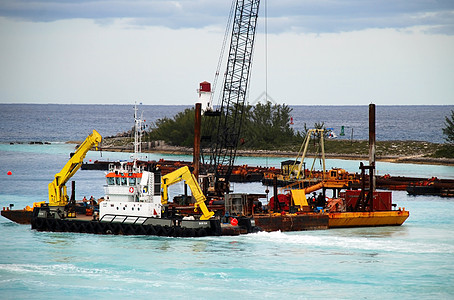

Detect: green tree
[442,110,454,144]
[241,101,297,149]
[148,108,195,147]
[434,109,454,158]
[146,102,331,151]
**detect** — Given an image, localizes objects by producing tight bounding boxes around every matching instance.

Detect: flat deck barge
[2,207,409,235]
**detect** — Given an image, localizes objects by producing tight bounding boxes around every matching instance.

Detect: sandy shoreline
[97,144,454,166]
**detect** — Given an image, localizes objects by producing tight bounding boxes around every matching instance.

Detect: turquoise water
[1,213,453,299]
[1,143,454,299]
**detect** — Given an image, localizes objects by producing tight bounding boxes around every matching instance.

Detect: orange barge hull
[328,210,409,228]
[2,209,409,231]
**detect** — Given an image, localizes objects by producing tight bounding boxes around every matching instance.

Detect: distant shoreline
[97,143,454,167]
[1,103,453,107]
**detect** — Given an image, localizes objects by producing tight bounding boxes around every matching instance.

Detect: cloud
[265,1,454,34]
[0,0,453,34]
[1,16,452,106]
[0,1,230,29]
[1,1,453,106]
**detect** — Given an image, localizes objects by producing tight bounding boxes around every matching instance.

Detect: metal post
[369,103,376,191]
[71,180,75,202]
[273,176,279,212]
[320,129,326,180]
[193,103,202,181]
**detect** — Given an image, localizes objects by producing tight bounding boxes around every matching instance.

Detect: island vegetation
[101,105,454,165]
[147,102,301,149]
[437,109,454,158]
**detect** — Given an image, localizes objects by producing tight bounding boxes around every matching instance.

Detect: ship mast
[133,102,143,168]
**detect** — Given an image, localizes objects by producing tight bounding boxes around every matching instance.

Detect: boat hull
[31,214,222,237]
[4,208,410,232]
[254,213,329,231]
[1,209,33,224]
[29,206,264,237]
[328,210,409,228]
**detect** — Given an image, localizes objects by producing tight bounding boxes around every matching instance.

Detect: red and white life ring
[129,187,134,193]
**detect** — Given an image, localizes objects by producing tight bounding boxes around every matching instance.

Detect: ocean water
[0,104,452,143]
[1,104,454,299]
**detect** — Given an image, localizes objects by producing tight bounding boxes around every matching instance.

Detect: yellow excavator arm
[48,130,102,206]
[293,129,326,180]
[161,166,215,220]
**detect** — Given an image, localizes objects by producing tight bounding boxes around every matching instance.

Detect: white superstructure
[99,103,162,221]
[100,162,162,220]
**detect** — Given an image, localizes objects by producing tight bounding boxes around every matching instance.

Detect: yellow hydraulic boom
[292,129,326,180]
[48,130,102,206]
[161,166,215,220]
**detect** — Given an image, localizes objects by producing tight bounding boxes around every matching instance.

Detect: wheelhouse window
[154,173,161,196]
[129,177,136,186]
[107,177,115,185]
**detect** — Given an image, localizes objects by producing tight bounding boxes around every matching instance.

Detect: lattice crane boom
[204,0,260,193]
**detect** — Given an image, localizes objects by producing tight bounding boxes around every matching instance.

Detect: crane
[202,0,260,195]
[48,130,102,206]
[161,166,215,220]
[291,129,326,181]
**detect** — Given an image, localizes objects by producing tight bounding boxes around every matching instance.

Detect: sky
[0,0,453,106]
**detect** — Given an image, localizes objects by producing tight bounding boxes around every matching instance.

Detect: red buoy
[7,171,12,176]
[230,218,238,226]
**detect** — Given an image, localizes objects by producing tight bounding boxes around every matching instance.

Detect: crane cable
[212,0,236,106]
[201,0,236,167]
[264,0,269,168]
[265,0,268,105]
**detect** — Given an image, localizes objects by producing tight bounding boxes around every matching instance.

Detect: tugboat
[92,159,219,236]
[30,105,226,237]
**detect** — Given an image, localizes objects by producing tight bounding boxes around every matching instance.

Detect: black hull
[406,185,442,196]
[31,216,222,237]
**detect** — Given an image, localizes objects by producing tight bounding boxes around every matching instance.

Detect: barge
[1,206,33,225]
[2,139,409,234]
[2,104,409,234]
